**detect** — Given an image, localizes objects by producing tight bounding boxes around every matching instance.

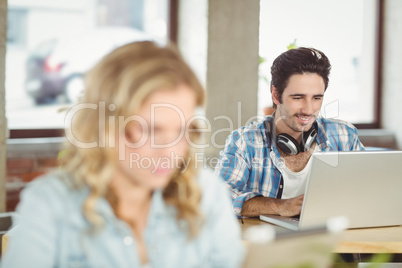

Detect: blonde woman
[2,41,245,267]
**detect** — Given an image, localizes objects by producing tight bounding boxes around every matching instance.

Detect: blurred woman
[2,41,244,268]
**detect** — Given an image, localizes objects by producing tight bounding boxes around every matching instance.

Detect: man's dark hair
[270,47,331,109]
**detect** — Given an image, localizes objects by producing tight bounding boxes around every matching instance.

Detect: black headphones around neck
[265,118,318,155]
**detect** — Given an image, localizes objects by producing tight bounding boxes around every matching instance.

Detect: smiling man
[215,47,365,217]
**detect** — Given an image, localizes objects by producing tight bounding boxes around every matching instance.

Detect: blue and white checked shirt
[215,115,365,216]
[2,168,245,268]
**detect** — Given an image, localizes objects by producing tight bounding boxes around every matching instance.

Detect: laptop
[260,150,402,231]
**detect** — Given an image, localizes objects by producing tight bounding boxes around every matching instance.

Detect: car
[25,27,152,104]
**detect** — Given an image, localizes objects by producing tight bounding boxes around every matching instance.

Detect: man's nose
[301,99,314,115]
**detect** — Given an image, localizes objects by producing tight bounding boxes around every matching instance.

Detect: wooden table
[239,218,402,254]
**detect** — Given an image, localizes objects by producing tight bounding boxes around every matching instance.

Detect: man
[215,47,364,218]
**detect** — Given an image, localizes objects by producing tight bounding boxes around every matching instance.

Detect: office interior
[1,0,402,265]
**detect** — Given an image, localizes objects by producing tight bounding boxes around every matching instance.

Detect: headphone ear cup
[277,133,301,155]
[301,128,317,152]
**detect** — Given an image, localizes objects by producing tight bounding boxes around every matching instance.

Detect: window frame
[354,0,384,129]
[9,0,382,138]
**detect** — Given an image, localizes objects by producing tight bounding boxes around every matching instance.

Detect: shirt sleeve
[215,131,262,216]
[1,178,60,268]
[348,125,365,151]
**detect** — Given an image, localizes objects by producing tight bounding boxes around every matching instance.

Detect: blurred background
[6,0,377,129]
[6,0,169,129]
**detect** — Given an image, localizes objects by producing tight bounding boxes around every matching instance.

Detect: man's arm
[215,130,256,216]
[241,194,304,217]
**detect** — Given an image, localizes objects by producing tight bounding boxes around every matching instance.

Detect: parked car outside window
[25,27,151,104]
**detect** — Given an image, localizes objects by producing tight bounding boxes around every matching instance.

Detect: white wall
[382,0,402,149]
[178,0,260,161]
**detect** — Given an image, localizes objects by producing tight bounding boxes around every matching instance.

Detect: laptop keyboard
[289,216,300,222]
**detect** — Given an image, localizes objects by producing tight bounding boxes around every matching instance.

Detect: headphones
[266,118,318,155]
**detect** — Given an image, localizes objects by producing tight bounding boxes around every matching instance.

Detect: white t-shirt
[276,146,321,199]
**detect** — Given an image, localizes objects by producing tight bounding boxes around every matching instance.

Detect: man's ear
[271,86,281,106]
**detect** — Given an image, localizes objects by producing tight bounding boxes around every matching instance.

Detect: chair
[0,213,14,257]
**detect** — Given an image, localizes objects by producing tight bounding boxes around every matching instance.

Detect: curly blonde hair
[61,41,205,238]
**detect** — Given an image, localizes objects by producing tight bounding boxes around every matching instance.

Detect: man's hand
[276,194,304,217]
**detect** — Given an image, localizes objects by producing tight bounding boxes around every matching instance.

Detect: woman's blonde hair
[61,41,205,238]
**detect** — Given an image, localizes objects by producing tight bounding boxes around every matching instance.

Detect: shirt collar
[264,115,282,162]
[149,189,169,218]
[95,189,169,223]
[315,117,334,151]
[266,114,334,152]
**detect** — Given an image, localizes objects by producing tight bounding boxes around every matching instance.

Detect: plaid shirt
[215,115,365,216]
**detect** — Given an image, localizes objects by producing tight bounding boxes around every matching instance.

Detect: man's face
[273,73,325,138]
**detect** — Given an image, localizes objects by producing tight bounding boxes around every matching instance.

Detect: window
[258,0,381,127]
[7,9,28,47]
[6,0,172,135]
